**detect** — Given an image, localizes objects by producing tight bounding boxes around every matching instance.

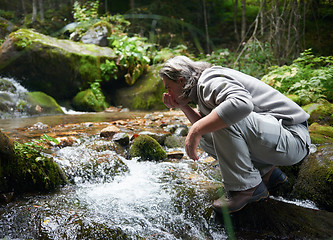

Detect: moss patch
[129,135,167,161]
[26,91,64,114]
[113,65,167,110]
[0,130,67,195]
[292,145,333,211]
[72,89,108,112]
[308,123,333,144]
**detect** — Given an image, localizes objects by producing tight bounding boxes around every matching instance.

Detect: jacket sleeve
[198,74,254,126]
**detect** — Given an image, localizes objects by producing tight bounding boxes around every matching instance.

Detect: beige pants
[199,112,311,191]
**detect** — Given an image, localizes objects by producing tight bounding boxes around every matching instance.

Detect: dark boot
[212,181,269,214]
[262,167,288,192]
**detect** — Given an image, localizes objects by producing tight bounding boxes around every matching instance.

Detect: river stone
[129,134,167,161]
[100,125,121,138]
[0,29,116,101]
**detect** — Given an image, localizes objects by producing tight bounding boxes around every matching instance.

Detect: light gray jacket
[189,66,309,126]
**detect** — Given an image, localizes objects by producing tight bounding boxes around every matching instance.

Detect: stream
[0,78,322,239]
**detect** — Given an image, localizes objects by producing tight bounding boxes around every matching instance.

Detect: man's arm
[185,109,227,160]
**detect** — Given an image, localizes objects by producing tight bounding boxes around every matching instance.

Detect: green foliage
[73,0,99,22]
[198,40,275,78]
[107,35,151,85]
[100,59,118,81]
[262,49,333,105]
[89,79,107,105]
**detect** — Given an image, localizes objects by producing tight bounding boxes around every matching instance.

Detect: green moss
[293,146,333,211]
[12,141,67,192]
[72,89,107,112]
[114,65,167,110]
[26,91,64,114]
[129,135,167,161]
[309,123,333,144]
[307,103,333,126]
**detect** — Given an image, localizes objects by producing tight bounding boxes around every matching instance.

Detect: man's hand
[185,123,201,160]
[162,93,180,109]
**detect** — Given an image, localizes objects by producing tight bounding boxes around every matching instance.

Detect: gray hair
[159,56,211,99]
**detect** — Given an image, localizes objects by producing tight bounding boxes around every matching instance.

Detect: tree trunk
[202,0,210,53]
[32,0,38,23]
[241,0,246,41]
[233,0,239,42]
[38,0,44,22]
[259,0,265,36]
[21,0,27,15]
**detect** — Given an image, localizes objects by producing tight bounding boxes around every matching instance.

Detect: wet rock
[164,135,185,148]
[138,131,168,145]
[292,144,333,211]
[129,135,167,161]
[112,132,130,146]
[0,78,16,93]
[55,136,77,148]
[100,125,121,138]
[215,198,333,239]
[167,151,184,159]
[174,125,189,136]
[25,92,64,115]
[0,130,67,196]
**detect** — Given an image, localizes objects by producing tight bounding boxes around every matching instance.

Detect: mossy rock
[292,145,333,211]
[308,123,333,144]
[129,135,167,161]
[0,29,116,101]
[286,94,301,106]
[0,78,16,93]
[72,89,108,112]
[113,65,167,110]
[0,130,67,196]
[26,91,64,115]
[304,102,333,126]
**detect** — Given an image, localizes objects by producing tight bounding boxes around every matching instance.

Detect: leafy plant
[73,0,99,22]
[89,79,107,107]
[107,35,151,85]
[262,49,333,105]
[100,60,118,81]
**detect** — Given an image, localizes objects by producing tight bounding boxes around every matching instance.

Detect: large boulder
[292,144,333,211]
[113,65,166,110]
[0,29,116,101]
[0,130,67,200]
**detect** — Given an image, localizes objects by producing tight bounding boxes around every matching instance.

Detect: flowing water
[0,77,322,239]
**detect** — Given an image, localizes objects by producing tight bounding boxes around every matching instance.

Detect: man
[159,56,311,213]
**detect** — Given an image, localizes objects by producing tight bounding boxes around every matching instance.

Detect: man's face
[163,76,189,105]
